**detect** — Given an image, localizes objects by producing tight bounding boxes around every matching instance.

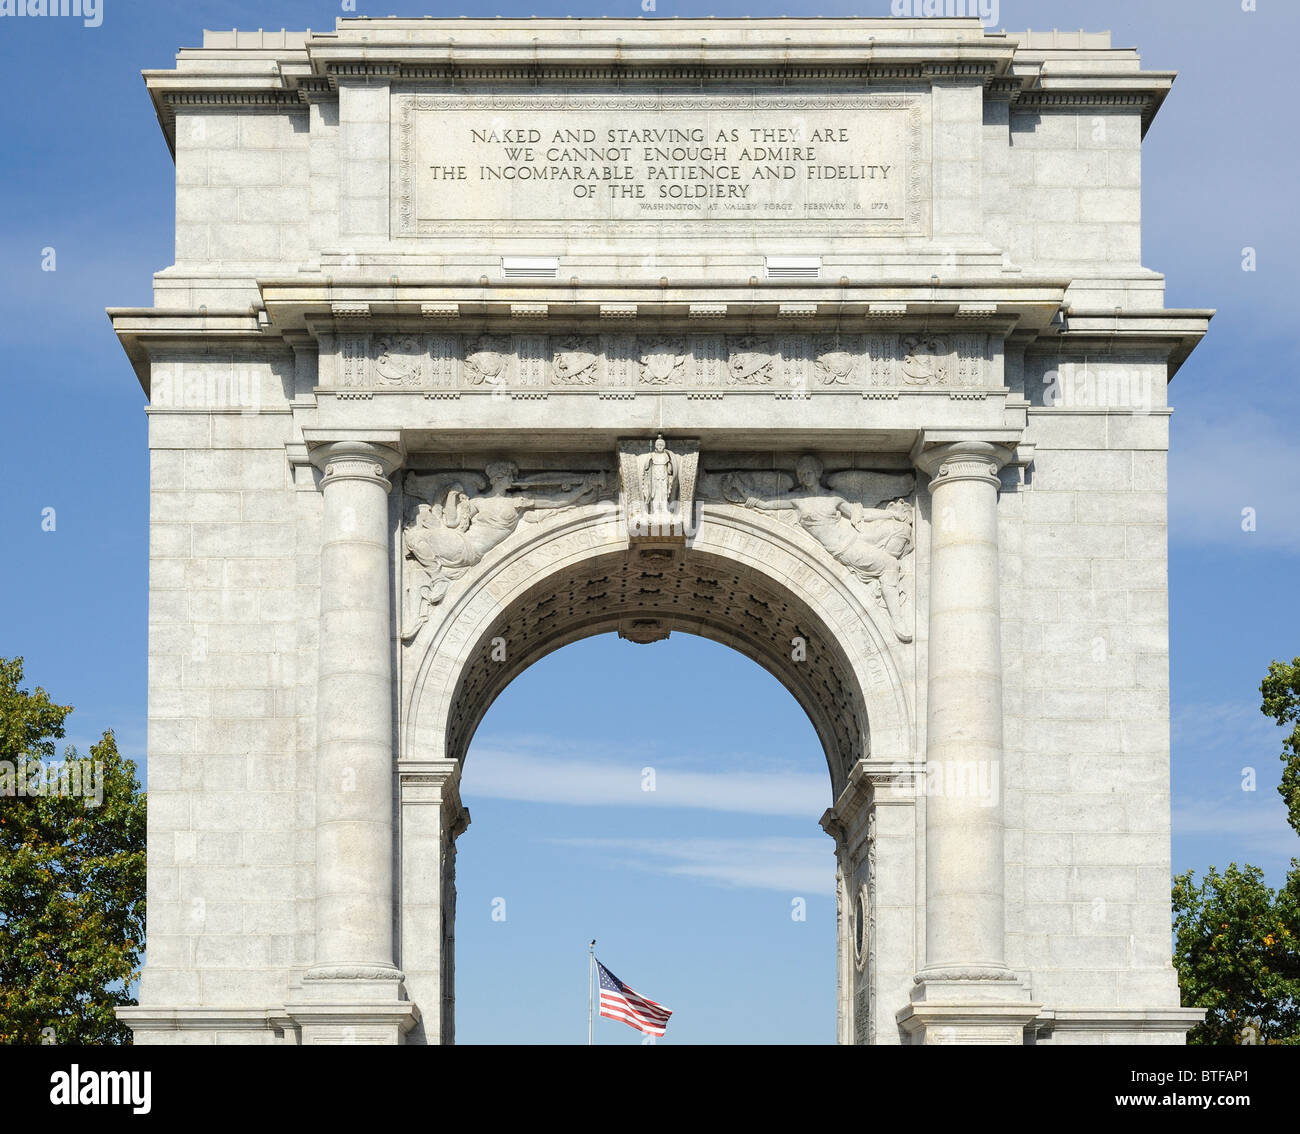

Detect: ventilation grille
[502,256,559,279]
[765,256,822,280]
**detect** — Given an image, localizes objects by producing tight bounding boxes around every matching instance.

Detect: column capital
[818,808,847,852]
[309,439,404,489]
[911,438,1015,491]
[398,759,472,841]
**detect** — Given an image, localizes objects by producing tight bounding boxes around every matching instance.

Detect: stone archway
[115,17,1210,1048]
[397,499,916,1045]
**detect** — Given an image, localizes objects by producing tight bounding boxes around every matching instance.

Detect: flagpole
[588,940,596,1046]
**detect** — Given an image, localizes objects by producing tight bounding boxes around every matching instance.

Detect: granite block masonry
[111,17,1210,1045]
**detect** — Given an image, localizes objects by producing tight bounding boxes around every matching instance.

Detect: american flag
[597,960,673,1037]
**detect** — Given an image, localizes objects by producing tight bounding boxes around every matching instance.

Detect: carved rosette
[463,335,511,387]
[814,336,860,385]
[373,335,425,387]
[637,336,687,385]
[551,335,600,385]
[900,335,948,386]
[725,336,775,384]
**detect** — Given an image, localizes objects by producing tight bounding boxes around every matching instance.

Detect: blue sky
[1,0,1297,1044]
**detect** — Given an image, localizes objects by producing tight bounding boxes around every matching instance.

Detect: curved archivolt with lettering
[401,497,913,796]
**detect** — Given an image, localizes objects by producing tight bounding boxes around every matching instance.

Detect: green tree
[1261,658,1300,836]
[0,657,146,1044]
[1171,656,1300,1044]
[1172,862,1300,1044]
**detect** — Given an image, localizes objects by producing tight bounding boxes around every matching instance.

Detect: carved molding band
[322,332,994,394]
[303,964,406,982]
[913,966,1020,984]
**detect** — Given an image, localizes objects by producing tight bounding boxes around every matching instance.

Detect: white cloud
[1169,412,1300,553]
[1172,700,1284,757]
[462,741,831,818]
[1172,796,1297,862]
[549,836,835,895]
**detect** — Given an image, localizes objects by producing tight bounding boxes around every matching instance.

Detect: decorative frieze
[327,332,996,393]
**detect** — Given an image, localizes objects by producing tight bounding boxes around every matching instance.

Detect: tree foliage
[1260,657,1300,837]
[1171,656,1300,1044]
[1172,862,1300,1044]
[0,657,146,1044]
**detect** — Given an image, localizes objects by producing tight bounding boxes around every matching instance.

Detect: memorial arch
[113,17,1209,1044]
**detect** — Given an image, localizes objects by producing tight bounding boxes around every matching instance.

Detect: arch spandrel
[401,502,914,798]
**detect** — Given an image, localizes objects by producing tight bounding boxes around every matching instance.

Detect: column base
[897,1002,1042,1044]
[286,963,420,1044]
[283,1001,421,1045]
[300,962,408,1001]
[900,966,1040,1044]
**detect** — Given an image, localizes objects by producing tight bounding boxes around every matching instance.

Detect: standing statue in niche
[712,455,915,642]
[401,460,611,641]
[637,435,679,521]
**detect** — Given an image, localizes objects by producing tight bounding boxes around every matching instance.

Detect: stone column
[288,439,417,1044]
[901,439,1037,1044]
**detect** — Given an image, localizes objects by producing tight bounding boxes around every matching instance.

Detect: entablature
[142,18,1177,153]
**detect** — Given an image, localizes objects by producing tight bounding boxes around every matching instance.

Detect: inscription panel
[395,91,926,237]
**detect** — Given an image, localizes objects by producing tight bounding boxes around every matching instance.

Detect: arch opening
[444,547,871,796]
[454,630,839,1044]
[398,511,916,1045]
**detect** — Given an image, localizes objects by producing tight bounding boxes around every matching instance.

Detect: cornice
[251,275,1067,336]
[141,17,1177,152]
[1035,307,1214,377]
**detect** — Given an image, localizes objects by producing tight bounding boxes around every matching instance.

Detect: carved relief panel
[697,457,917,642]
[326,333,995,394]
